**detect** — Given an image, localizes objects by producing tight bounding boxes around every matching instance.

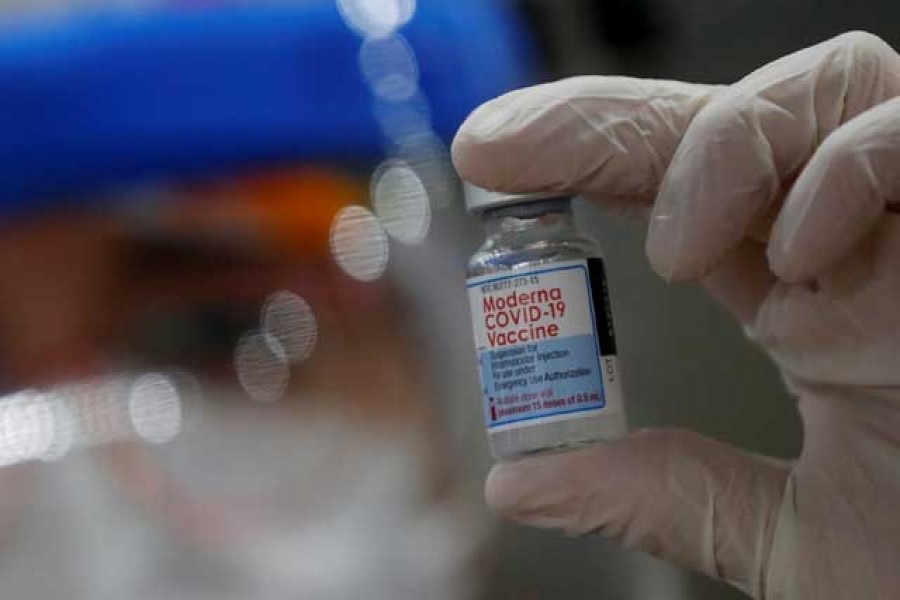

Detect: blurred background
[0,1,898,599]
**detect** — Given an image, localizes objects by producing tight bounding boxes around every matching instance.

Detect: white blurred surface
[0,390,487,600]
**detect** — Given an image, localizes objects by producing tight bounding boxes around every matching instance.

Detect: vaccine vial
[465,187,627,460]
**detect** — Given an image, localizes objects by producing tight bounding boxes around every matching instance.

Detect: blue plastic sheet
[0,1,534,212]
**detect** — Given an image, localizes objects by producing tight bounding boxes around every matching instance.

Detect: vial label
[467,258,622,431]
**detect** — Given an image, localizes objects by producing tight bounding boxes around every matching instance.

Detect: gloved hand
[452,31,900,599]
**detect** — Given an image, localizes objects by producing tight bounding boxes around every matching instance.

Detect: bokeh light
[0,373,189,469]
[329,205,389,282]
[128,373,183,445]
[372,93,432,145]
[0,391,55,467]
[235,331,290,403]
[395,133,456,210]
[359,34,419,102]
[262,291,318,364]
[372,160,431,244]
[336,0,416,39]
[40,394,73,462]
[68,377,132,447]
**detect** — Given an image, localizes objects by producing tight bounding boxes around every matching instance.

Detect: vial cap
[463,184,569,213]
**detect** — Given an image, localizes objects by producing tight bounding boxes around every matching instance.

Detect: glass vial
[465,187,627,460]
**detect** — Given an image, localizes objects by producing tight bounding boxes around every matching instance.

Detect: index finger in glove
[646,31,900,282]
[768,96,900,281]
[452,76,715,216]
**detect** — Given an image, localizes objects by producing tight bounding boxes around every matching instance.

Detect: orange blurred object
[175,167,367,261]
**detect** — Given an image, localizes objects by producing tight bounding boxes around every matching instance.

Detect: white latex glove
[452,31,900,599]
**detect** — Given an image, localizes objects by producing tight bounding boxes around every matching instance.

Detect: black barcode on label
[587,258,617,356]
